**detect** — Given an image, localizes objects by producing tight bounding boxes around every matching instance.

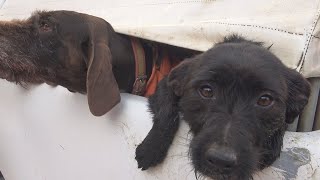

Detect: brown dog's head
[0,11,120,116]
[167,35,310,179]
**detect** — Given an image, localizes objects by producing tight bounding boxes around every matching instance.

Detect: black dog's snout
[205,146,237,170]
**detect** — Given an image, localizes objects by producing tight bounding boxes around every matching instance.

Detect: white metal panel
[0,80,319,180]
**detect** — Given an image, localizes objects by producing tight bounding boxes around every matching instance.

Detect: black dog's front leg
[135,77,180,170]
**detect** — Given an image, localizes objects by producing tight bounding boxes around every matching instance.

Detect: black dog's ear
[167,59,193,96]
[285,68,310,124]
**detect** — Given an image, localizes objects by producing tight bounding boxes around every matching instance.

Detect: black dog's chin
[192,156,256,180]
[194,168,253,180]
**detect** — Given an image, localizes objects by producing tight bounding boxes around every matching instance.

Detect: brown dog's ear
[85,24,120,116]
[285,68,310,124]
[167,59,193,96]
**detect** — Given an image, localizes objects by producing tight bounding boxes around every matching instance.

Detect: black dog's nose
[205,146,237,170]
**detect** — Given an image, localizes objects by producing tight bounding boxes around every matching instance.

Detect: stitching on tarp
[297,6,320,72]
[134,0,216,5]
[201,21,320,39]
[116,21,320,39]
[202,21,305,36]
[109,0,217,7]
[313,35,320,39]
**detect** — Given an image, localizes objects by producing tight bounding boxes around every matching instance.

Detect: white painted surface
[0,80,319,180]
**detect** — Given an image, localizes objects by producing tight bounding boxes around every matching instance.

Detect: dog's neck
[108,33,136,93]
[108,33,154,94]
[108,33,199,94]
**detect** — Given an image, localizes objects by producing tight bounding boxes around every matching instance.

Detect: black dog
[135,36,310,179]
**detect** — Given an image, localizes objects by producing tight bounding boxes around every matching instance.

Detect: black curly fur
[136,35,310,180]
[220,34,263,46]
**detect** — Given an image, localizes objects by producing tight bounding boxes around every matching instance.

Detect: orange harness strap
[144,52,180,97]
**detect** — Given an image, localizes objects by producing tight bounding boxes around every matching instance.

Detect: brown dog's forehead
[30,11,90,32]
[28,11,98,52]
[31,10,83,20]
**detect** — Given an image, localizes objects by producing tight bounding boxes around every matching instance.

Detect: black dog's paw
[135,137,169,170]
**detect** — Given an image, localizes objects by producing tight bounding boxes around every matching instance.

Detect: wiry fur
[0,19,50,84]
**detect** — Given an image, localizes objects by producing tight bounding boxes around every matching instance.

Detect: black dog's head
[167,36,310,179]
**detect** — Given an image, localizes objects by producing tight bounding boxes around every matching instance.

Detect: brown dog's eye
[257,94,274,107]
[39,21,52,32]
[199,85,214,98]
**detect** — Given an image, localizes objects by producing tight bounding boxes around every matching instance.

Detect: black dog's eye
[198,85,214,98]
[257,94,274,107]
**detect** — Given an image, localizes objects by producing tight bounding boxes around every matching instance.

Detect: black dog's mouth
[189,134,258,180]
[194,169,252,180]
[193,164,254,180]
[192,157,256,180]
[186,124,288,180]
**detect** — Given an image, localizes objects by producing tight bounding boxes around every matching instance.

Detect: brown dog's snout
[205,145,238,171]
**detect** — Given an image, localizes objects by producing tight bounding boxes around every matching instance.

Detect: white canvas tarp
[1,0,320,77]
[0,0,320,179]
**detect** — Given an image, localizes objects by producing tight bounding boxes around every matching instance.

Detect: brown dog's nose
[205,146,237,170]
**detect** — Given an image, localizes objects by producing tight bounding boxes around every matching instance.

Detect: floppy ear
[85,25,120,116]
[167,59,193,96]
[285,68,310,123]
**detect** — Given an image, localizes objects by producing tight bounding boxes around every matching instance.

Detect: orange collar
[130,38,147,96]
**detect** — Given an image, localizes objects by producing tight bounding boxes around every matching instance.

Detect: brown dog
[0,10,198,116]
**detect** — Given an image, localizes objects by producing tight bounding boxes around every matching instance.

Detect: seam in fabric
[202,21,305,36]
[296,5,320,72]
[103,0,217,7]
[129,0,217,6]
